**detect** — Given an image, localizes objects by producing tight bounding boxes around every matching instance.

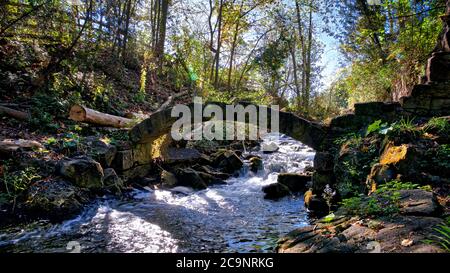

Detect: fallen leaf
[401,239,413,247]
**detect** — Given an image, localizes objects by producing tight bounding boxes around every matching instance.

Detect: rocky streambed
[0,133,316,253]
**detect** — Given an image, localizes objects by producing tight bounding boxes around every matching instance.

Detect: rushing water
[0,133,315,253]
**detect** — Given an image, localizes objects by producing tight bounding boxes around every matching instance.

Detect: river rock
[175,168,208,189]
[57,156,104,190]
[249,156,263,173]
[261,142,279,153]
[163,147,208,164]
[305,196,329,214]
[161,170,178,188]
[25,180,88,221]
[262,183,290,200]
[197,171,227,186]
[277,173,310,192]
[103,168,124,194]
[192,165,231,180]
[212,150,243,173]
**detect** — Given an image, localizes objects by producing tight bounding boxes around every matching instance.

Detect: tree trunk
[156,0,169,73]
[122,0,133,61]
[69,104,133,128]
[214,0,224,88]
[0,106,29,121]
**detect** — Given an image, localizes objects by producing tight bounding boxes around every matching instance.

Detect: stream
[0,133,315,253]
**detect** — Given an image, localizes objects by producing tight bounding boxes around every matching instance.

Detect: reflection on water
[0,133,315,253]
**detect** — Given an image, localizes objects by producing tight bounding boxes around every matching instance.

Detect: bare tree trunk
[214,0,224,89]
[227,1,244,89]
[289,38,301,112]
[121,0,133,62]
[304,3,313,112]
[156,0,169,74]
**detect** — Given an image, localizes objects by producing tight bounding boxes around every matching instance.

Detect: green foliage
[1,162,41,206]
[387,117,423,139]
[424,217,450,252]
[366,120,382,136]
[29,92,66,132]
[341,179,431,217]
[377,180,420,192]
[433,144,450,170]
[425,117,450,135]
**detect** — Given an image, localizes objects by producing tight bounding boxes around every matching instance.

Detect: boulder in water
[277,173,311,192]
[261,142,279,153]
[170,186,194,195]
[161,170,178,188]
[103,168,124,194]
[212,150,243,174]
[249,156,263,173]
[262,183,290,200]
[175,168,208,189]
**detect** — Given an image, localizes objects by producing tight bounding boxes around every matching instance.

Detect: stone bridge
[130,102,327,150]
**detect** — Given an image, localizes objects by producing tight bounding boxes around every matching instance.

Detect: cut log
[69,104,133,128]
[0,139,44,154]
[0,106,29,121]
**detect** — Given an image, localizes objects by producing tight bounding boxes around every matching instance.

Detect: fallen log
[69,104,134,128]
[0,106,29,121]
[0,139,44,154]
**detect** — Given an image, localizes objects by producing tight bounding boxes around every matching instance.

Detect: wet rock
[262,183,290,200]
[399,189,442,216]
[84,136,117,168]
[57,156,104,190]
[25,180,88,221]
[305,196,328,214]
[192,164,231,180]
[175,168,208,190]
[169,186,194,195]
[212,150,243,173]
[304,165,315,173]
[103,168,124,194]
[277,173,310,192]
[249,156,263,173]
[163,147,209,164]
[161,170,178,188]
[261,142,279,153]
[196,171,227,186]
[120,164,152,181]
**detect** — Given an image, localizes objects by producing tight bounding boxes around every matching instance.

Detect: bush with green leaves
[424,217,450,252]
[0,163,41,208]
[340,180,427,217]
[425,117,449,135]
